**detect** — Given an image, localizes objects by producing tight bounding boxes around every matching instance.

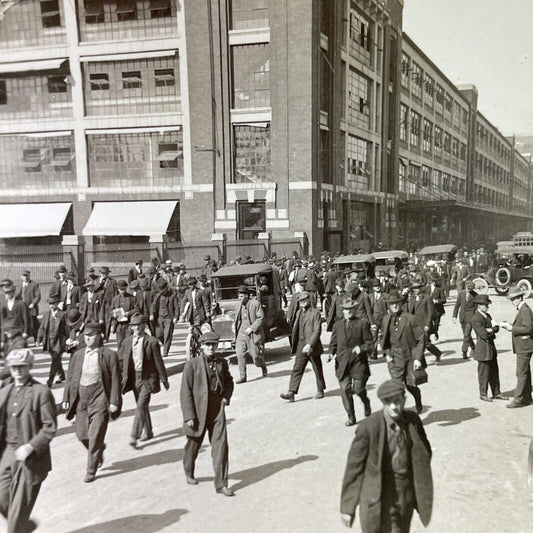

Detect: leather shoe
[507,401,527,408]
[236,378,247,384]
[262,365,268,377]
[345,418,357,427]
[364,400,372,417]
[480,395,492,402]
[314,390,324,399]
[84,473,96,483]
[492,394,506,400]
[216,486,235,497]
[96,445,105,469]
[280,391,295,402]
[462,352,468,359]
[186,476,199,485]
[129,439,138,449]
[140,432,154,442]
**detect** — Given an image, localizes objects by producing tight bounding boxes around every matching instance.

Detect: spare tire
[495,267,511,286]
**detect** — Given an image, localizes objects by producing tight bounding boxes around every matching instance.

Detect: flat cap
[340,297,356,309]
[377,380,405,401]
[6,348,34,367]
[507,286,526,300]
[199,331,220,344]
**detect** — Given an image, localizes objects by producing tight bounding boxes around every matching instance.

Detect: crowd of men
[0,245,532,532]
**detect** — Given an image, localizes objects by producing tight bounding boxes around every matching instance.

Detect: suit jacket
[326,292,345,331]
[340,410,433,533]
[0,378,57,484]
[425,285,446,318]
[324,270,339,293]
[291,307,323,356]
[180,354,234,438]
[79,292,104,325]
[121,334,168,394]
[329,318,373,380]
[63,284,82,311]
[95,277,118,308]
[511,302,533,355]
[20,280,41,317]
[49,280,69,303]
[234,298,264,342]
[37,310,68,352]
[135,288,154,318]
[181,289,209,323]
[452,290,478,323]
[350,291,375,326]
[368,292,388,326]
[381,312,424,363]
[472,311,498,361]
[110,292,136,330]
[407,293,433,337]
[128,267,143,284]
[151,289,179,321]
[63,346,122,420]
[0,299,30,338]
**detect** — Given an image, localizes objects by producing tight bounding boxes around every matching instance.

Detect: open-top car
[332,254,376,279]
[210,263,289,350]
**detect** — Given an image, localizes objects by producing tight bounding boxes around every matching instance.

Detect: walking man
[62,322,122,482]
[128,259,143,285]
[20,270,40,342]
[110,280,136,352]
[328,297,373,426]
[340,380,433,533]
[180,332,234,496]
[234,285,267,384]
[452,280,477,359]
[280,291,326,402]
[0,283,30,356]
[79,281,105,334]
[121,314,169,448]
[0,349,57,533]
[150,278,178,357]
[369,279,388,359]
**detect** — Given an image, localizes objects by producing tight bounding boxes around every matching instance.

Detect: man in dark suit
[0,348,57,533]
[501,286,533,408]
[48,264,68,307]
[128,259,143,285]
[0,284,30,356]
[328,297,373,426]
[340,380,433,533]
[62,322,122,482]
[94,266,118,341]
[368,279,388,359]
[471,294,503,402]
[150,278,178,357]
[110,280,136,352]
[180,331,234,496]
[121,314,169,448]
[323,264,339,317]
[36,296,68,387]
[79,281,105,334]
[181,277,210,327]
[20,270,40,341]
[381,290,425,413]
[63,272,82,311]
[65,309,86,355]
[424,273,446,341]
[326,279,346,332]
[452,280,477,358]
[135,277,155,335]
[280,291,326,401]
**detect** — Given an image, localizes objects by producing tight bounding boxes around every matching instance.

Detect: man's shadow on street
[197,454,318,491]
[422,407,480,427]
[67,508,188,533]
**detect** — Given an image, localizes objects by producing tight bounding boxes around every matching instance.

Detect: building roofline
[476,110,513,147]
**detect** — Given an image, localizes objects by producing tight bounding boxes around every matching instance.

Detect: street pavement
[14,293,533,533]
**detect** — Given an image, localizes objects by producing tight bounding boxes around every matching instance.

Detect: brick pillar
[62,235,85,283]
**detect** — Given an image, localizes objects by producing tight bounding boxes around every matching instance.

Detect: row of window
[476,122,511,164]
[473,183,509,210]
[399,162,466,200]
[475,152,510,187]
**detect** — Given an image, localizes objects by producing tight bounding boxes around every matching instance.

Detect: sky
[403,0,533,136]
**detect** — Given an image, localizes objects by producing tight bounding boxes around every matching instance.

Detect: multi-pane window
[349,6,371,63]
[409,110,421,147]
[84,56,180,115]
[77,0,178,42]
[452,137,459,158]
[444,93,452,114]
[462,108,468,125]
[422,165,431,188]
[423,73,434,107]
[399,161,406,192]
[233,124,271,183]
[453,101,461,128]
[434,126,442,156]
[0,71,72,121]
[347,201,371,241]
[237,201,266,240]
[442,172,450,192]
[460,143,467,161]
[432,169,441,190]
[232,44,270,109]
[346,134,371,188]
[400,104,408,142]
[401,53,410,88]
[435,84,444,114]
[422,119,432,152]
[444,132,451,153]
[0,133,76,190]
[348,67,370,129]
[411,62,423,99]
[87,130,183,187]
[230,0,268,30]
[408,164,419,195]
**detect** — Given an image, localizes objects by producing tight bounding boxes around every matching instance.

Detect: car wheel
[517,279,532,299]
[472,277,489,294]
[495,267,511,286]
[494,286,509,296]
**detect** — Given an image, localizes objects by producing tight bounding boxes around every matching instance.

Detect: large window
[237,201,266,240]
[399,160,406,192]
[347,201,371,241]
[87,130,183,187]
[401,53,410,88]
[423,73,434,107]
[233,124,271,183]
[232,44,270,109]
[400,104,408,142]
[346,134,371,189]
[434,126,442,156]
[423,119,432,152]
[435,84,444,114]
[347,67,370,129]
[84,55,180,116]
[411,62,423,99]
[349,5,371,64]
[444,132,451,154]
[409,110,421,148]
[408,164,419,196]
[230,0,268,30]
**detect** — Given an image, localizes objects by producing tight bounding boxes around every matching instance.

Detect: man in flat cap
[340,379,433,533]
[328,297,373,426]
[181,331,234,496]
[0,348,57,533]
[62,322,122,482]
[280,291,326,402]
[150,278,178,357]
[36,296,68,387]
[452,280,477,359]
[121,314,169,448]
[234,285,267,384]
[20,270,41,343]
[110,280,136,352]
[0,283,30,356]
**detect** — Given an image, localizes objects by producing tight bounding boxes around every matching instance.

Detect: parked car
[332,254,376,279]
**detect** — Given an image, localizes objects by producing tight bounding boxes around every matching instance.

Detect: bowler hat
[238,284,250,294]
[22,269,31,276]
[507,286,526,300]
[377,380,405,401]
[473,294,491,305]
[6,348,34,367]
[340,297,357,309]
[58,265,68,273]
[386,290,404,304]
[372,279,381,288]
[135,259,143,265]
[199,274,208,283]
[204,255,211,261]
[99,266,110,275]
[188,277,198,286]
[130,313,147,325]
[66,309,82,328]
[199,331,220,344]
[84,322,102,335]
[117,280,128,289]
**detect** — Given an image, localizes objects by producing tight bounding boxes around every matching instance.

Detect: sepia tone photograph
[0,0,532,531]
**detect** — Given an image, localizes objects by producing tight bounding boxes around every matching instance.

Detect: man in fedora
[95,266,117,341]
[20,269,40,342]
[340,380,433,533]
[49,265,68,305]
[369,279,388,359]
[0,348,57,533]
[471,294,503,402]
[0,283,29,356]
[452,280,478,359]
[128,259,143,285]
[121,314,169,448]
[110,280,136,352]
[328,296,373,426]
[62,322,122,482]
[150,278,178,357]
[501,287,533,408]
[234,285,267,384]
[181,331,234,496]
[180,277,210,328]
[381,290,425,413]
[280,291,326,402]
[79,280,105,330]
[36,296,68,387]
[424,272,446,342]
[63,272,81,311]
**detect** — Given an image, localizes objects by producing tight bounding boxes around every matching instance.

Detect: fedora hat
[340,297,357,309]
[473,294,491,305]
[386,290,404,304]
[507,286,526,300]
[99,266,110,275]
[130,313,147,325]
[58,265,68,273]
[411,280,424,289]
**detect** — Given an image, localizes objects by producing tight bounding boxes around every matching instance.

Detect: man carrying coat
[328,297,373,426]
[121,314,169,448]
[280,291,326,402]
[180,331,234,496]
[0,348,57,533]
[62,322,122,482]
[340,379,433,533]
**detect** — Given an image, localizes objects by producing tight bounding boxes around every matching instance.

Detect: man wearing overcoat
[20,270,40,341]
[110,280,136,352]
[0,284,30,356]
[452,280,477,359]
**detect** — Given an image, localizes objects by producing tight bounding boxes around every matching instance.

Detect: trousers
[157,318,174,356]
[47,350,65,386]
[514,352,532,404]
[338,374,369,421]
[115,323,130,353]
[132,374,153,439]
[0,445,41,533]
[75,381,109,475]
[235,332,265,379]
[461,321,475,354]
[183,397,229,490]
[477,358,500,397]
[289,344,326,394]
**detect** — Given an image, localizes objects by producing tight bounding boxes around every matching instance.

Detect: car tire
[472,277,489,294]
[517,279,532,299]
[495,267,511,287]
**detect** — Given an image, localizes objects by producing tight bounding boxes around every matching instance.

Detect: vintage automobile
[373,250,409,277]
[332,254,376,279]
[418,244,458,263]
[209,263,289,351]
